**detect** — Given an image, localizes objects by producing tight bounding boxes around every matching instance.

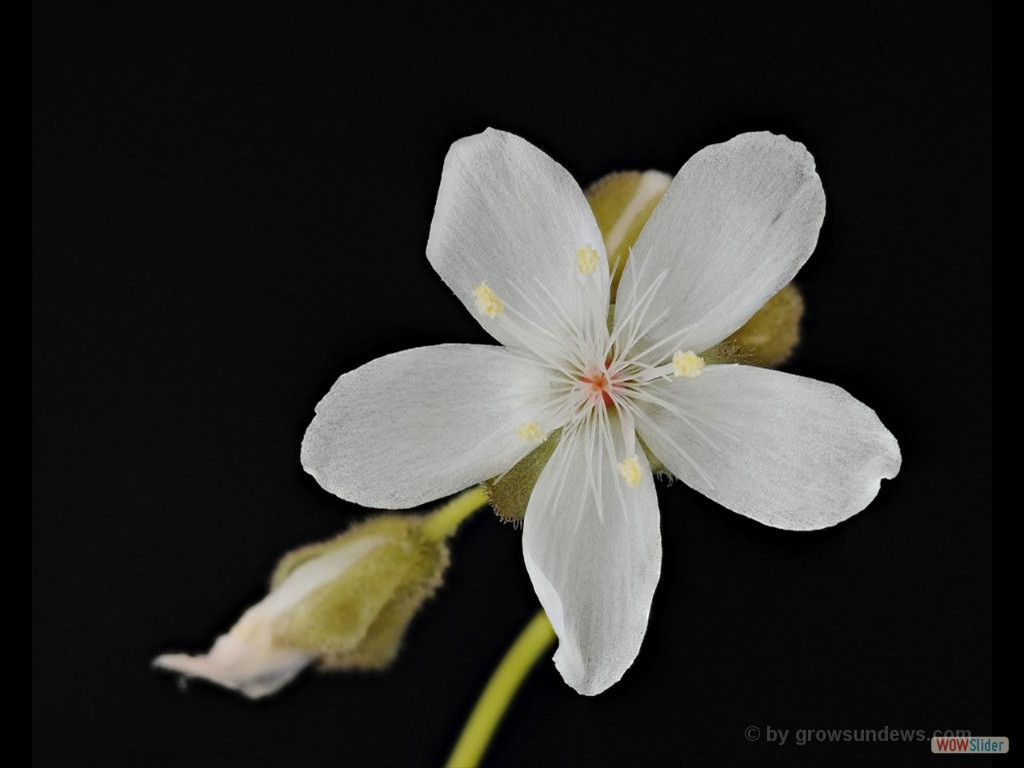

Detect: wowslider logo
[932,736,1008,754]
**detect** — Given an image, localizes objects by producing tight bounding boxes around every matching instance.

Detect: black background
[34,2,992,766]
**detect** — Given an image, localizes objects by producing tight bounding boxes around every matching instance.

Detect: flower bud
[154,515,449,698]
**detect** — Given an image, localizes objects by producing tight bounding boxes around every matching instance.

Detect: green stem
[421,486,489,542]
[446,610,557,767]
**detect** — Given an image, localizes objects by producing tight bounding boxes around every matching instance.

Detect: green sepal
[272,515,449,671]
[483,430,561,525]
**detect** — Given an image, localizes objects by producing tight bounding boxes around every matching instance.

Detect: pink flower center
[579,364,616,408]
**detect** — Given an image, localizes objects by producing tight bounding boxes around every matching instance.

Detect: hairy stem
[421,486,490,542]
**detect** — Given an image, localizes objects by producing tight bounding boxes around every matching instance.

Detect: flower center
[579,365,617,408]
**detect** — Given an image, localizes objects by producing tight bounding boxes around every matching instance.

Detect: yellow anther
[474,283,503,318]
[673,350,705,378]
[617,454,643,488]
[515,421,545,444]
[576,245,600,275]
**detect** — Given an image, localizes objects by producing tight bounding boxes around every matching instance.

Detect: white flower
[301,129,901,695]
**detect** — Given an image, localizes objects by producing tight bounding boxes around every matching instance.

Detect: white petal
[153,535,388,698]
[153,634,311,700]
[614,132,825,358]
[301,344,563,508]
[522,413,661,695]
[634,365,901,530]
[427,129,610,363]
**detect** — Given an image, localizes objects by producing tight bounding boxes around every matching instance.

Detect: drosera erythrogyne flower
[301,129,901,695]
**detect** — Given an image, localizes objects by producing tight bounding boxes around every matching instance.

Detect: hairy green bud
[154,514,449,698]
